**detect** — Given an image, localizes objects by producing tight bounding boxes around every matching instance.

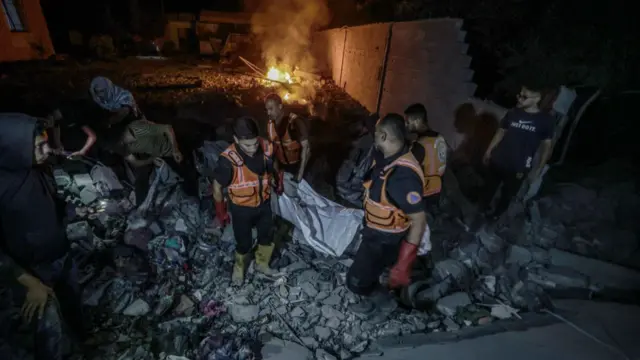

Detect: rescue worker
[479,84,554,224]
[213,117,280,285]
[346,113,427,320]
[264,93,311,185]
[404,103,448,216]
[0,114,87,360]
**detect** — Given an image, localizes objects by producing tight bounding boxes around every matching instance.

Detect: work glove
[275,171,284,195]
[388,241,419,289]
[215,201,230,227]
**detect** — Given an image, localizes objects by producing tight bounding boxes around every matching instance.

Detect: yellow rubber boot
[254,243,277,276]
[232,252,249,286]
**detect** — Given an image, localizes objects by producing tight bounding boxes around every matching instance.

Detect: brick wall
[313,18,475,148]
[0,0,55,62]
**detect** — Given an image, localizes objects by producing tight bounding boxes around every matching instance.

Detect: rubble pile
[54,156,447,360]
[526,180,640,268]
[53,143,640,359]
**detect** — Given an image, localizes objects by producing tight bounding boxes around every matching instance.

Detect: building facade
[1,0,54,62]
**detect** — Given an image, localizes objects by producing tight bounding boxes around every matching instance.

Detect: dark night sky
[162,0,241,12]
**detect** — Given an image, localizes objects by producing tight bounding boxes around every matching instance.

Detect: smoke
[250,0,330,72]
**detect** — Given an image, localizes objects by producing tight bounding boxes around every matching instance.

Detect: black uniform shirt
[214,144,274,188]
[367,146,424,215]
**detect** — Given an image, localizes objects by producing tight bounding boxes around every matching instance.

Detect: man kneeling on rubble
[213,117,281,285]
[0,114,87,359]
[347,114,427,320]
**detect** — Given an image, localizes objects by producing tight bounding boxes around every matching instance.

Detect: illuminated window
[2,0,26,32]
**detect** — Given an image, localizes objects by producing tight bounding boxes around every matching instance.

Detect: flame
[264,65,307,105]
[266,66,293,84]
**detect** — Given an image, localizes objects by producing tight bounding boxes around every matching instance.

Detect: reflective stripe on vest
[363,152,425,233]
[267,113,302,165]
[417,135,447,197]
[220,139,273,207]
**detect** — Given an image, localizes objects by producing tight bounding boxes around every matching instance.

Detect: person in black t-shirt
[45,100,98,158]
[479,84,555,223]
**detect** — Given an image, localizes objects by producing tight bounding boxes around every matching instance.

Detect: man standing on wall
[479,84,555,224]
[404,103,448,218]
[264,94,311,187]
[346,114,427,321]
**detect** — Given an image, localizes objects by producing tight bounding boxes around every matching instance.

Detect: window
[2,0,25,32]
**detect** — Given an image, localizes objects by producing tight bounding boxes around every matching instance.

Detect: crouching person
[346,114,427,321]
[212,117,281,285]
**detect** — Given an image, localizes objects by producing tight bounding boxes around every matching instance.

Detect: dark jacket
[0,113,69,282]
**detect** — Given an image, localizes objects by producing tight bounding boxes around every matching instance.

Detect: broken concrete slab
[229,304,260,323]
[436,292,472,317]
[549,248,640,291]
[261,337,313,360]
[123,299,150,316]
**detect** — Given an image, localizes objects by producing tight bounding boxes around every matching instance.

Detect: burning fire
[264,66,306,104]
[266,66,293,84]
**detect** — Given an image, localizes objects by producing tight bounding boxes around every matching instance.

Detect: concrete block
[73,173,94,188]
[549,248,640,291]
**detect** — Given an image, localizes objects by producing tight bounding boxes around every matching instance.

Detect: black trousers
[0,255,85,360]
[230,201,273,255]
[279,162,300,176]
[347,227,403,296]
[423,193,441,214]
[134,156,199,206]
[478,164,526,218]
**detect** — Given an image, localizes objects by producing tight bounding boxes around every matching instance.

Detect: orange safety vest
[415,134,447,197]
[267,113,302,165]
[220,139,273,207]
[363,152,425,233]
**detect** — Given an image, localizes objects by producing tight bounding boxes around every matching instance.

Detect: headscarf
[89,76,140,116]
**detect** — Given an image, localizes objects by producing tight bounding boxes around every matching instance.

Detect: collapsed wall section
[313,18,476,148]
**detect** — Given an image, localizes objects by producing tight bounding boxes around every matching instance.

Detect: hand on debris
[215,201,230,227]
[67,150,86,159]
[21,276,55,323]
[154,157,164,167]
[173,151,183,163]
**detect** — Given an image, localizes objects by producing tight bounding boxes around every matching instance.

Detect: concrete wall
[0,0,54,62]
[313,18,476,148]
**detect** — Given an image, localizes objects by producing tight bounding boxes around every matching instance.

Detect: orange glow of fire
[266,66,293,84]
[264,66,307,104]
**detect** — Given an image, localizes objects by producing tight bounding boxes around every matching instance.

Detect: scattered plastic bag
[148,235,188,274]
